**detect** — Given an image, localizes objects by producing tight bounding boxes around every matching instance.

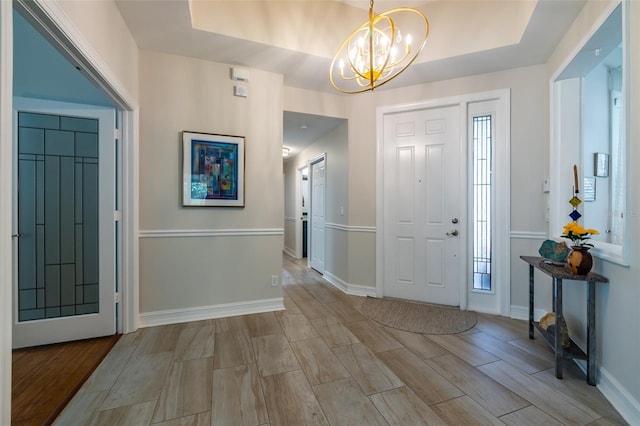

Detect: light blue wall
[13,11,112,108]
[582,60,612,240]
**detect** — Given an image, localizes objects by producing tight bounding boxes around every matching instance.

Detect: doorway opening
[12,0,138,339]
[300,166,309,258]
[282,111,346,267]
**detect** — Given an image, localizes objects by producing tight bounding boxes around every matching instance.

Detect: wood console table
[520,255,608,385]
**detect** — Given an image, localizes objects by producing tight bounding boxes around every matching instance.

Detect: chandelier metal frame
[329,0,429,94]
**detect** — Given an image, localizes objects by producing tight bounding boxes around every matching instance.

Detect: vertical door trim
[295,165,308,259]
[466,95,511,315]
[376,89,510,315]
[13,0,141,334]
[0,1,14,423]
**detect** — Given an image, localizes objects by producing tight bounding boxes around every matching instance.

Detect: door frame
[1,2,140,420]
[376,90,511,315]
[308,153,326,271]
[11,0,140,335]
[294,165,309,259]
[1,2,14,423]
[12,97,118,348]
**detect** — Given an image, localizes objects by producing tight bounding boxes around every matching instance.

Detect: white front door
[309,156,325,273]
[12,98,116,348]
[383,105,461,306]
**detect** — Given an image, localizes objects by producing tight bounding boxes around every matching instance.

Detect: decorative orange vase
[567,246,593,275]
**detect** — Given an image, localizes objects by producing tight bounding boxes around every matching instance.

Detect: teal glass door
[13,98,116,348]
[17,112,100,321]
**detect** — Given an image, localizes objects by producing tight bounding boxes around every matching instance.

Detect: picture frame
[182,131,245,207]
[594,152,609,177]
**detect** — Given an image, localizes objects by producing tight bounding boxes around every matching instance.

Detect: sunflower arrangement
[561,221,600,248]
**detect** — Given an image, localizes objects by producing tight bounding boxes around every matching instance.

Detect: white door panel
[310,157,325,273]
[384,105,461,306]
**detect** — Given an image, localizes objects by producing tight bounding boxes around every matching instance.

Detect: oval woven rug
[359,297,477,334]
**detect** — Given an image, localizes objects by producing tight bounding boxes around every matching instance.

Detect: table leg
[554,277,563,380]
[587,280,596,385]
[529,264,534,339]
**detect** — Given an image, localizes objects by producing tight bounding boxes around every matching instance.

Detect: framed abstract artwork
[182,131,245,207]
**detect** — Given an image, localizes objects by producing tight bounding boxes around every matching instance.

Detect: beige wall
[284,87,347,119]
[139,236,283,311]
[57,0,139,101]
[138,50,284,314]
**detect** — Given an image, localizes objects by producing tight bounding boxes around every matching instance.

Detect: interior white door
[309,157,325,273]
[383,105,461,306]
[12,98,116,348]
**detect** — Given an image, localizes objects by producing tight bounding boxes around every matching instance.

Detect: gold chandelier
[329,0,429,94]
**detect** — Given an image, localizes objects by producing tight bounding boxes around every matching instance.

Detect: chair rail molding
[325,223,376,233]
[510,231,547,240]
[139,228,284,238]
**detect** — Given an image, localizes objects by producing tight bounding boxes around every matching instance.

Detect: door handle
[446,230,458,236]
[12,233,20,238]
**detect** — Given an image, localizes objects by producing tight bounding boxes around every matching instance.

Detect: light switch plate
[234,85,248,97]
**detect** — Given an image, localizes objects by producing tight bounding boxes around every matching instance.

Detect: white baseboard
[467,305,501,316]
[283,247,296,258]
[510,304,548,322]
[139,297,284,328]
[322,271,376,297]
[597,366,640,425]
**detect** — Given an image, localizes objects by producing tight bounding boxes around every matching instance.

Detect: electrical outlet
[271,275,279,287]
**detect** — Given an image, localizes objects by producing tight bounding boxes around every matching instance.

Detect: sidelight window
[472,115,492,291]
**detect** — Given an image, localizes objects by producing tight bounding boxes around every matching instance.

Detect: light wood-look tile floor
[55,255,627,425]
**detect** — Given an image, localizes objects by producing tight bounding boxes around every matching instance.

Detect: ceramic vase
[567,246,593,275]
